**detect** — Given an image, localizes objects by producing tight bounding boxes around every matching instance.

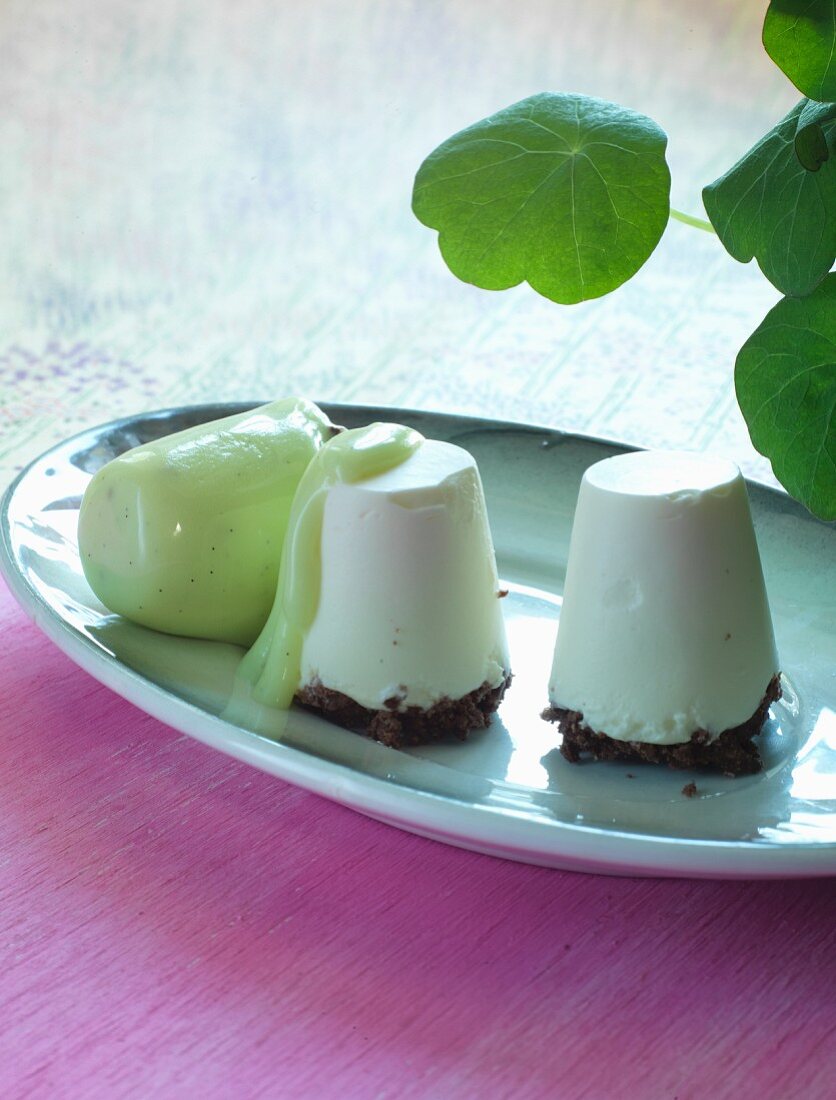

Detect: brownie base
[543,674,781,777]
[296,674,512,749]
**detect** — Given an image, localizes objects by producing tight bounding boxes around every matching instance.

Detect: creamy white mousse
[549,450,779,745]
[299,439,509,711]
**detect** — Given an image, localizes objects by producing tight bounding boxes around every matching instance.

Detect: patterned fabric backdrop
[0,0,795,489]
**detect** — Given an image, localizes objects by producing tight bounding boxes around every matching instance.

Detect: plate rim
[2,397,803,509]
[2,400,834,879]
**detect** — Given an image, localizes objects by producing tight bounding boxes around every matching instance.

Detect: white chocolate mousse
[300,438,509,713]
[242,425,510,744]
[548,450,779,763]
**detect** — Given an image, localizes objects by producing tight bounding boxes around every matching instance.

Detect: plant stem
[670,207,716,233]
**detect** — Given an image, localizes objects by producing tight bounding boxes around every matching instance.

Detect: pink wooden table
[0,576,831,1100]
[2,578,835,1098]
[1,1,834,1096]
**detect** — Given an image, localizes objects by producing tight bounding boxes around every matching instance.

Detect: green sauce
[240,422,424,708]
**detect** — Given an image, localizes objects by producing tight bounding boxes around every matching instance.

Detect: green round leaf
[794,100,835,170]
[763,0,836,102]
[736,274,836,520]
[412,93,671,305]
[703,101,836,299]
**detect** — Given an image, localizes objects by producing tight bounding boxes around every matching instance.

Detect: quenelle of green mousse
[78,397,334,646]
[239,423,424,709]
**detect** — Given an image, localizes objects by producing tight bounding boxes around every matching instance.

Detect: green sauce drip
[239,422,424,708]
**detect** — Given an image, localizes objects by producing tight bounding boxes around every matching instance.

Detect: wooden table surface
[1,1,834,1097]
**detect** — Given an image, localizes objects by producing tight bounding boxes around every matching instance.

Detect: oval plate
[2,403,835,878]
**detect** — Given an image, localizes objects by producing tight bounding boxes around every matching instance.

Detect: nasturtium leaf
[412,93,671,305]
[736,274,836,520]
[703,100,836,298]
[763,0,836,102]
[794,100,835,170]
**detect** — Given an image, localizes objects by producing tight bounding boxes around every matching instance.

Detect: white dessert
[549,450,779,745]
[238,424,511,744]
[299,438,509,711]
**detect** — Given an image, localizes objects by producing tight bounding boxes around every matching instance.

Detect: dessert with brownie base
[544,450,781,776]
[240,422,511,746]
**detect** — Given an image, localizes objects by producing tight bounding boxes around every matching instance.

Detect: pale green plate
[1,403,834,877]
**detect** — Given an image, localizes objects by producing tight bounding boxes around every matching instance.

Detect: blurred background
[0,0,796,482]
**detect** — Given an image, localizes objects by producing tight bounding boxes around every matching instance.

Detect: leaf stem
[670,207,716,233]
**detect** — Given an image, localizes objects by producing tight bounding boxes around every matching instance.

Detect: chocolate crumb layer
[296,674,512,748]
[543,674,781,777]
